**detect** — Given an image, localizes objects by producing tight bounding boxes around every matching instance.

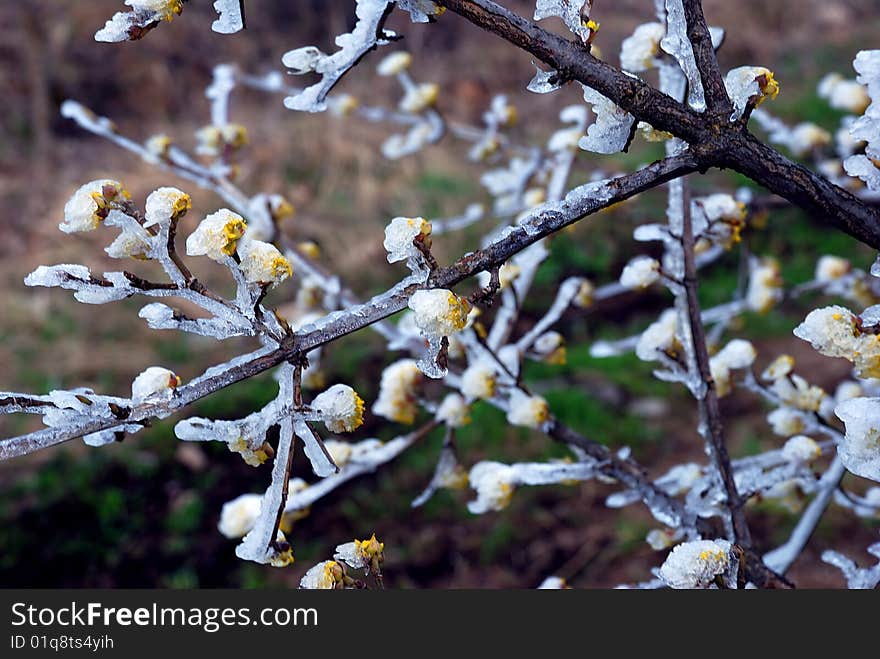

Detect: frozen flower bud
[131,366,180,400]
[537,576,568,589]
[144,134,172,161]
[460,362,497,400]
[658,539,732,589]
[334,534,384,572]
[635,309,680,362]
[637,121,673,142]
[127,0,183,21]
[185,209,247,261]
[384,216,432,263]
[377,51,412,76]
[300,560,344,589]
[762,354,794,381]
[228,437,271,467]
[61,180,128,233]
[834,397,880,482]
[573,279,595,308]
[532,331,567,365]
[467,461,516,513]
[619,22,664,72]
[218,493,261,538]
[782,435,822,464]
[817,73,870,114]
[400,82,439,114]
[312,384,364,434]
[659,463,704,496]
[725,66,780,120]
[435,392,471,427]
[408,289,472,337]
[506,390,550,429]
[105,226,151,260]
[281,46,325,74]
[238,238,293,286]
[195,123,248,156]
[620,256,661,289]
[144,186,191,228]
[297,240,320,260]
[489,95,518,127]
[330,94,360,117]
[709,339,757,397]
[746,257,783,313]
[268,530,295,568]
[547,126,583,152]
[767,407,806,437]
[372,359,423,424]
[646,528,682,551]
[788,123,832,156]
[815,255,851,283]
[794,305,880,378]
[323,440,353,469]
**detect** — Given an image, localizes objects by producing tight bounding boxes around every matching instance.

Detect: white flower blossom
[218,493,261,539]
[237,238,293,286]
[619,256,661,289]
[299,560,343,589]
[506,390,550,429]
[635,309,680,362]
[725,66,780,120]
[815,255,851,283]
[658,539,733,589]
[144,186,191,228]
[372,359,423,424]
[408,289,472,338]
[746,257,783,313]
[620,22,664,73]
[312,384,365,433]
[61,180,128,233]
[435,393,471,427]
[185,209,247,261]
[459,362,497,400]
[835,397,880,482]
[377,51,412,76]
[131,366,180,400]
[782,435,822,464]
[400,83,439,114]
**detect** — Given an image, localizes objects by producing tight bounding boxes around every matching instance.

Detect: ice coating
[834,397,880,482]
[659,0,706,112]
[212,0,244,34]
[579,85,636,154]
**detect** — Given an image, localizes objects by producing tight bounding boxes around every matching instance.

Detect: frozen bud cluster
[762,354,794,381]
[131,366,180,401]
[532,331,567,365]
[709,339,756,397]
[300,560,344,589]
[636,309,680,362]
[61,180,129,233]
[144,186,191,227]
[186,209,247,261]
[620,22,664,73]
[658,539,733,589]
[237,239,293,286]
[408,289,472,338]
[218,493,261,539]
[459,362,497,400]
[835,397,880,482]
[372,359,423,424]
[794,306,880,378]
[228,438,271,467]
[725,66,780,120]
[746,257,783,313]
[781,435,822,464]
[818,73,871,114]
[619,256,661,290]
[312,384,365,434]
[376,51,412,76]
[771,373,825,412]
[435,393,471,427]
[767,407,806,437]
[506,390,550,429]
[334,534,384,573]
